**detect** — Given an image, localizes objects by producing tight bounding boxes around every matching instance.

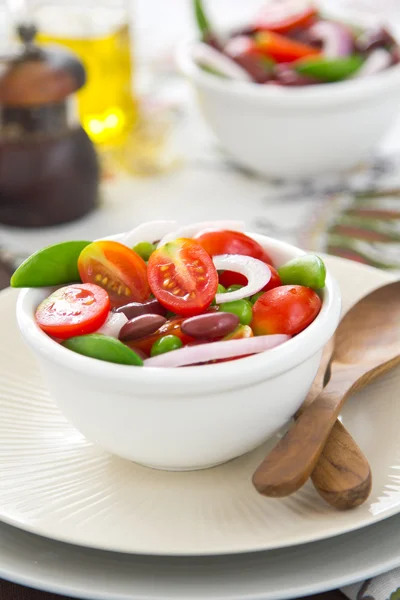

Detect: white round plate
[3,512,400,600]
[0,255,398,556]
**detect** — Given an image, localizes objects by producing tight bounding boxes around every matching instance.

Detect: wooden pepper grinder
[0,23,100,227]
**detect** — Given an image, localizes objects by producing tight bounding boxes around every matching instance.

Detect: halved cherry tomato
[251,285,321,336]
[195,230,273,264]
[255,0,317,34]
[78,241,149,308]
[219,264,281,291]
[147,238,218,317]
[35,283,110,340]
[127,318,194,356]
[255,31,320,63]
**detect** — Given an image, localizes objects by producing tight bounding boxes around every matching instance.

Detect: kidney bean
[119,314,167,342]
[115,298,166,320]
[181,312,239,340]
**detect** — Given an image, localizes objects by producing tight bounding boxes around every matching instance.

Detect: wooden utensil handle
[252,371,355,498]
[310,419,372,509]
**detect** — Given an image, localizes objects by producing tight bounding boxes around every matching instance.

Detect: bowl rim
[16,233,341,395]
[176,36,400,108]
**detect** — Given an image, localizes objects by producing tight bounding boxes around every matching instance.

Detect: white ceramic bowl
[177,41,400,179]
[16,234,341,471]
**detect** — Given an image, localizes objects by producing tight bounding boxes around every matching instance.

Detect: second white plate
[0,255,399,556]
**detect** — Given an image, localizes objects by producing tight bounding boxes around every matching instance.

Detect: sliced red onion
[120,220,177,248]
[96,312,128,338]
[352,48,392,77]
[144,335,290,368]
[191,42,253,82]
[157,220,246,248]
[309,21,353,58]
[213,254,271,303]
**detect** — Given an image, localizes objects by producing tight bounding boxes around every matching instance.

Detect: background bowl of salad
[16,225,341,472]
[178,0,400,179]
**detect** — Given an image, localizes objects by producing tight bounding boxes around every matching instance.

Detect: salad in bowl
[13,220,341,470]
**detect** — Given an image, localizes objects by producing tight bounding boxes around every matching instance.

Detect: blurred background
[1,0,400,276]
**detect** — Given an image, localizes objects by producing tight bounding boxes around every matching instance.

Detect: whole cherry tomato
[196,230,274,290]
[251,285,321,335]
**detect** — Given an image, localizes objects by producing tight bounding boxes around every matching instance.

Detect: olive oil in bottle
[34,2,138,147]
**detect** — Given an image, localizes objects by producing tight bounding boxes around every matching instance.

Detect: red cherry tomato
[219,264,281,291]
[35,283,110,340]
[78,241,149,308]
[195,230,273,264]
[147,238,218,317]
[127,318,194,356]
[262,265,282,292]
[251,285,321,336]
[255,31,320,63]
[218,270,247,288]
[255,0,317,34]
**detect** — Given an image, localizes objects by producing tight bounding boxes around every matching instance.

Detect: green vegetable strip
[194,0,211,38]
[294,55,364,82]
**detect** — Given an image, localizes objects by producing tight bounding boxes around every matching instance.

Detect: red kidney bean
[181,312,239,340]
[224,36,274,83]
[119,314,167,342]
[115,299,166,320]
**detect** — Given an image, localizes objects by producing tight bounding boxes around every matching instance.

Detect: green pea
[10,240,91,288]
[151,335,183,357]
[219,299,253,326]
[62,334,143,366]
[212,284,226,305]
[278,254,326,290]
[226,284,243,293]
[250,291,264,304]
[132,241,156,261]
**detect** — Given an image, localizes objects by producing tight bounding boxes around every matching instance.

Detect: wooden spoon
[295,339,372,510]
[253,280,400,499]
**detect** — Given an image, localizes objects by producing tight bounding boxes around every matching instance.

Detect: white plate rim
[2,512,400,600]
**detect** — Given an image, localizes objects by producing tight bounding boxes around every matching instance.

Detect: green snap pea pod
[194,0,211,40]
[219,299,253,326]
[151,335,183,357]
[226,284,243,293]
[63,334,143,366]
[294,55,364,82]
[278,254,326,290]
[11,241,91,288]
[132,241,156,262]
